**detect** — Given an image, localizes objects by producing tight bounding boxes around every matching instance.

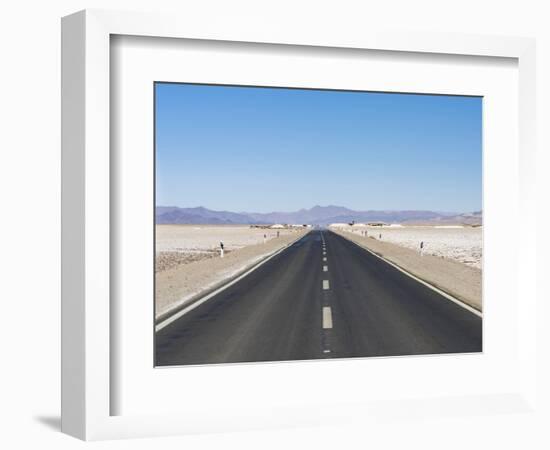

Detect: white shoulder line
[156,232,310,332]
[333,232,482,318]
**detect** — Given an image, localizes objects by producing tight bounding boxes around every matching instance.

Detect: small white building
[269,224,286,229]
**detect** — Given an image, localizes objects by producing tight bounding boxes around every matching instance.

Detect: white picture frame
[61,9,537,441]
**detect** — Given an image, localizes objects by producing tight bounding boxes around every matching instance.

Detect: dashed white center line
[322,307,333,329]
[323,265,328,272]
[322,279,330,290]
[323,257,327,261]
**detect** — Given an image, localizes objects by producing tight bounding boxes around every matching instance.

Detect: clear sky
[155,83,482,213]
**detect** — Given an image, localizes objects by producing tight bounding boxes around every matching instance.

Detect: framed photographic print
[62,9,537,440]
[153,82,483,367]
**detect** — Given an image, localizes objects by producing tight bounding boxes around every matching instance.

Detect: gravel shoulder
[156,229,309,320]
[331,229,482,312]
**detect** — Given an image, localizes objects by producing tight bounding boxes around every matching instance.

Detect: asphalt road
[155,230,482,366]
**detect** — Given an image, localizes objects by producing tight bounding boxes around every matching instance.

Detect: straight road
[155,230,482,366]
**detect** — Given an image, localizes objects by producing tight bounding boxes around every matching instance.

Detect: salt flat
[156,224,299,250]
[332,225,482,269]
[156,224,299,272]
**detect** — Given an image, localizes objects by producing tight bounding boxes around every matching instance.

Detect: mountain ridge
[156,205,482,226]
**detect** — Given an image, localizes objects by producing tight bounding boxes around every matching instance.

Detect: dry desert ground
[331,225,482,269]
[156,224,300,272]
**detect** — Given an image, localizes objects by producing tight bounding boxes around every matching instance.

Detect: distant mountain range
[156,205,482,226]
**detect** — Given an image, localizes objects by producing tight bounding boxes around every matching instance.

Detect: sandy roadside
[331,229,482,311]
[329,225,482,268]
[156,229,309,320]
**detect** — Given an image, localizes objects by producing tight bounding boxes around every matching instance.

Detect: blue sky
[155,83,482,213]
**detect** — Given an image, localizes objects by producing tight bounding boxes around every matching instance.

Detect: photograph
[154,82,483,366]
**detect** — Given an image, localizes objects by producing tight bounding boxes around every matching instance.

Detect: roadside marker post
[220,241,224,258]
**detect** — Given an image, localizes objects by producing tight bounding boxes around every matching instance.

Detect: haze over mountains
[156,205,482,226]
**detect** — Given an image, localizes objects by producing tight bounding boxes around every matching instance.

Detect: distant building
[269,224,286,229]
[367,222,387,227]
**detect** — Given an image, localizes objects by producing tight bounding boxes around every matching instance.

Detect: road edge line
[155,231,311,331]
[329,230,483,318]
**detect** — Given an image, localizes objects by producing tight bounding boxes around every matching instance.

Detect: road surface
[156,230,482,366]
